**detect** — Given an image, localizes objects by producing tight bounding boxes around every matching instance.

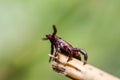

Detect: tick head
[46,34,53,40]
[42,34,52,40]
[43,25,57,40]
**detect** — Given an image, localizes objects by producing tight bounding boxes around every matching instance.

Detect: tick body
[43,25,88,65]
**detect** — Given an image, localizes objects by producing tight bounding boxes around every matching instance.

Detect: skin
[43,25,88,65]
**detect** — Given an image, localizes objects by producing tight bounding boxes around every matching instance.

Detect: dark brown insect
[43,25,88,65]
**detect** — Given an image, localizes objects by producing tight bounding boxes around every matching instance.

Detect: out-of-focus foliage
[0,0,120,80]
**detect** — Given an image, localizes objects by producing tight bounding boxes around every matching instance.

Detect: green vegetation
[0,0,120,80]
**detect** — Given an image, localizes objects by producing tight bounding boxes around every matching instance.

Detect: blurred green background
[0,0,120,80]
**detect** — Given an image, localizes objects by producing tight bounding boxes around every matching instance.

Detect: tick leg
[54,43,61,58]
[67,49,73,62]
[80,49,88,64]
[72,48,81,60]
[74,48,88,65]
[61,46,73,62]
[49,43,54,62]
[52,25,57,36]
[67,52,72,62]
[52,46,60,62]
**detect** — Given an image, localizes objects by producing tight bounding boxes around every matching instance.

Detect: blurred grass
[0,0,120,80]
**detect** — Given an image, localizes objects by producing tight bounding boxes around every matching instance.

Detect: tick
[43,25,88,65]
